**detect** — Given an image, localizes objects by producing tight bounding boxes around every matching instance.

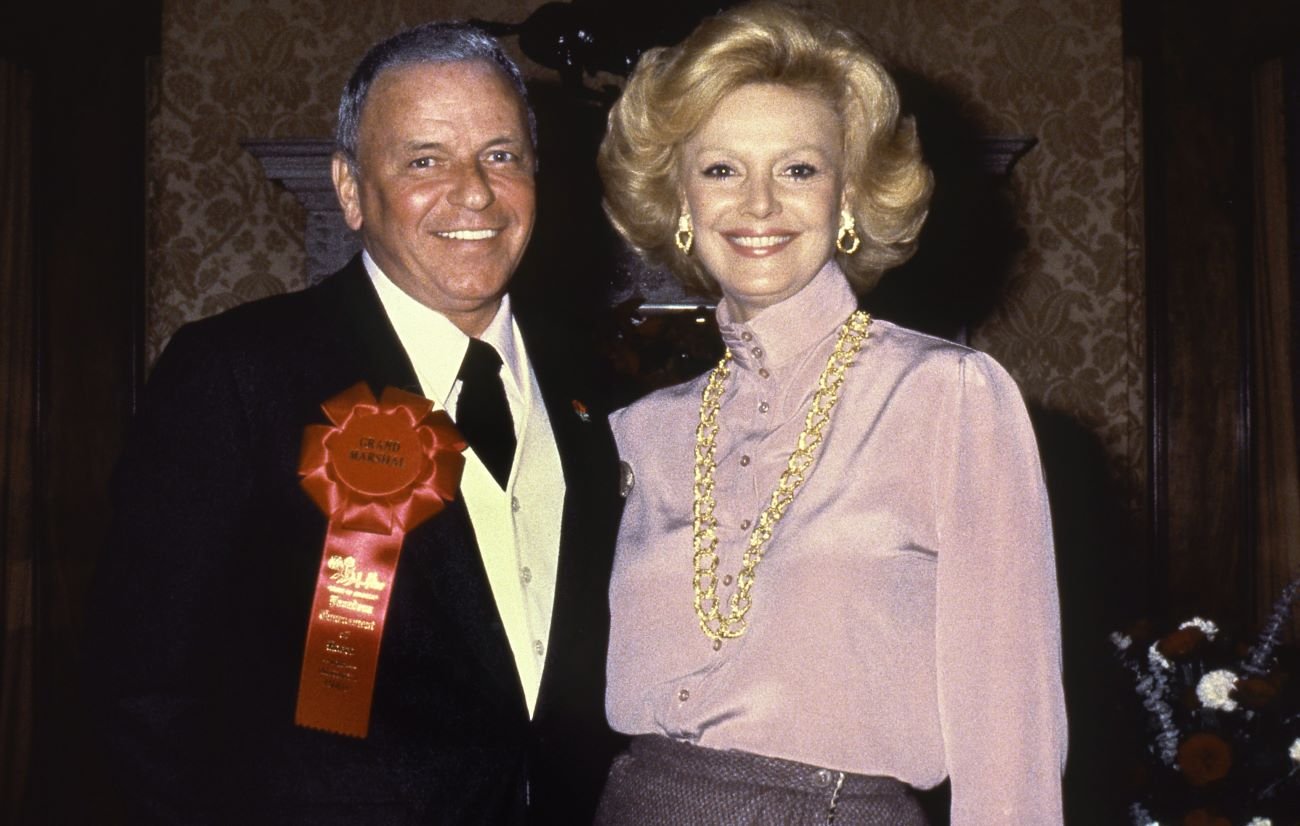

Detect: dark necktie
[455,338,516,488]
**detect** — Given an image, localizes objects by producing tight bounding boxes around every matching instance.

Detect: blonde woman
[595,3,1066,824]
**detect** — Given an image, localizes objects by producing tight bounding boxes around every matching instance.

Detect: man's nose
[447,161,495,210]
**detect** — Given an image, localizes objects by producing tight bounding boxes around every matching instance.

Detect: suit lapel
[402,498,527,705]
[316,258,421,397]
[314,258,525,709]
[518,316,619,714]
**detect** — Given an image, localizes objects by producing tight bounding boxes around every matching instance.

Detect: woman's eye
[702,164,736,179]
[786,163,818,179]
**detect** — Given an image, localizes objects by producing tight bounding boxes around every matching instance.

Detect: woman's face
[679,82,845,321]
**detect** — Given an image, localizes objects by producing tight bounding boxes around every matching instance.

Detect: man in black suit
[87,21,622,825]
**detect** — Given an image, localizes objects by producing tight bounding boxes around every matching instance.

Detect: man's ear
[332,152,364,232]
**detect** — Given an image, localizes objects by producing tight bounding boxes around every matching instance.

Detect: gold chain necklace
[692,310,871,643]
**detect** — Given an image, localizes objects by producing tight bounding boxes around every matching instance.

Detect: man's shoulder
[165,262,369,356]
[144,262,388,415]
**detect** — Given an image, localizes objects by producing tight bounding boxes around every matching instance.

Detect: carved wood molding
[978,136,1037,176]
[242,139,339,210]
[242,139,357,284]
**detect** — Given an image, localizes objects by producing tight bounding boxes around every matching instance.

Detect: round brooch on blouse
[619,460,635,498]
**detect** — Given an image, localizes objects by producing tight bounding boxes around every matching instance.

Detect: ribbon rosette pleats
[295,382,466,737]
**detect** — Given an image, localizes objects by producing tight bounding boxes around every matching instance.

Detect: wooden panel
[13,5,160,823]
[1251,58,1300,633]
[1143,0,1255,625]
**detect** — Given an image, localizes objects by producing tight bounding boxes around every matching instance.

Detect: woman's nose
[740,176,778,219]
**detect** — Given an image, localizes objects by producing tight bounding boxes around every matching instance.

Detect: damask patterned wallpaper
[149,0,1137,505]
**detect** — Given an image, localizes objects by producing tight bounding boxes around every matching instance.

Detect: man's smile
[435,228,501,240]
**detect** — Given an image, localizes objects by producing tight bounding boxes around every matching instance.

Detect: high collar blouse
[606,262,1067,824]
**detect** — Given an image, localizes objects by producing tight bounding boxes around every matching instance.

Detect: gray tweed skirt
[594,735,929,826]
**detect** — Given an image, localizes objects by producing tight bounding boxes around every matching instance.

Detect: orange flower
[1233,675,1278,708]
[1158,627,1207,659]
[1177,732,1232,785]
[1182,810,1230,826]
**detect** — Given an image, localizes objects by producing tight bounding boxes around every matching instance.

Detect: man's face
[333,60,536,335]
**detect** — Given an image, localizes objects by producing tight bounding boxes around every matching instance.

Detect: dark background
[5,1,1300,823]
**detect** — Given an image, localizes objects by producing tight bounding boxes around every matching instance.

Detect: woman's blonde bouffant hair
[598,1,933,296]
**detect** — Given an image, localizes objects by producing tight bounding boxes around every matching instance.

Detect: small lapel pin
[571,399,591,423]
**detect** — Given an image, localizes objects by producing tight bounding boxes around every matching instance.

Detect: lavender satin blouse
[606,263,1067,824]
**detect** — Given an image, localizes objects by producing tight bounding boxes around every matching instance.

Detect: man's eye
[410,157,436,169]
[786,163,818,179]
[485,150,519,163]
[702,164,736,179]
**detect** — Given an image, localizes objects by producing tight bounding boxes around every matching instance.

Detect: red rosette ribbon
[294,382,466,737]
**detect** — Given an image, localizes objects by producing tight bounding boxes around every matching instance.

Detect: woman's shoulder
[605,372,712,463]
[611,372,707,431]
[868,318,972,361]
[867,319,1022,395]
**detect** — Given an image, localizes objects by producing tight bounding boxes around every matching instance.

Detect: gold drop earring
[675,210,694,255]
[836,208,860,255]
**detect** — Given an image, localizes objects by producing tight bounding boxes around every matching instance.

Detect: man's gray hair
[336,21,537,167]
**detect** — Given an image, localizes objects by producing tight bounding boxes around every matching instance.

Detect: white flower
[1109,631,1132,651]
[1129,801,1158,826]
[1246,818,1272,826]
[1148,642,1172,671]
[1179,617,1220,640]
[1290,737,1300,764]
[1196,669,1239,711]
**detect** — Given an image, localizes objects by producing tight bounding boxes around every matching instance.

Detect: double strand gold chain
[692,310,872,643]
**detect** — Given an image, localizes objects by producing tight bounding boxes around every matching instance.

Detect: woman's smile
[723,230,797,257]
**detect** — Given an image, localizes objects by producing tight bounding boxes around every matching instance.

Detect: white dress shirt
[364,252,565,716]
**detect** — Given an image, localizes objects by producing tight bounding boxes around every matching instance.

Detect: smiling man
[332,57,536,337]
[88,22,624,825]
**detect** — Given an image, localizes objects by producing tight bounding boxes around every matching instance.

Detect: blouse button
[758,368,770,379]
[751,347,763,358]
[740,519,751,530]
[739,455,751,467]
[722,574,733,586]
[758,401,769,414]
[741,331,753,342]
[678,688,691,702]
[814,769,832,786]
[712,639,722,651]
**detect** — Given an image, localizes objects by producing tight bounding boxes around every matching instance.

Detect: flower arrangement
[1113,579,1300,825]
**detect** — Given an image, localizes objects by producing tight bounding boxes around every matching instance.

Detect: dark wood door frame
[1133,0,1300,629]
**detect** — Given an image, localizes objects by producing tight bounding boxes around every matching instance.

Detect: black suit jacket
[87,257,625,824]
